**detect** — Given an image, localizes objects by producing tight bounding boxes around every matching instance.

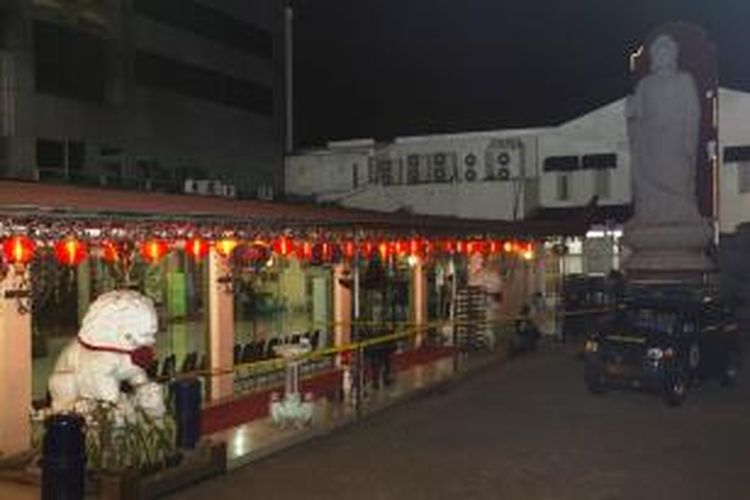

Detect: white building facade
[287,87,750,238]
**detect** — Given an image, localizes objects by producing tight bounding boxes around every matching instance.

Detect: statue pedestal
[623,218,714,280]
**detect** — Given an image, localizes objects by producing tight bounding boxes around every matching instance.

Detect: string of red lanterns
[0,233,537,270]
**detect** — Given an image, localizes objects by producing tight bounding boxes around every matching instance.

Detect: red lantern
[503,241,516,253]
[359,240,375,259]
[392,240,409,256]
[296,241,313,261]
[408,238,423,257]
[488,240,503,254]
[139,239,169,264]
[101,241,120,263]
[54,237,87,267]
[185,237,209,261]
[215,238,239,258]
[272,236,296,257]
[440,240,456,255]
[2,235,36,266]
[342,240,357,260]
[377,241,390,261]
[456,240,467,255]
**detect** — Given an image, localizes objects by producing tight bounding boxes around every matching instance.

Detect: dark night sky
[292,0,750,148]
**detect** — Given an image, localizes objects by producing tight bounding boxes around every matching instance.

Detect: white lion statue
[48,290,166,421]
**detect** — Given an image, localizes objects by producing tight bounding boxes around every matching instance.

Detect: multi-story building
[0,0,287,197]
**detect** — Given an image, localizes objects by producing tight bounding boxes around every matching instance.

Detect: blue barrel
[41,414,86,500]
[171,378,202,449]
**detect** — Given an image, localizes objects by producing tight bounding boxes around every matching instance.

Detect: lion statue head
[78,290,158,349]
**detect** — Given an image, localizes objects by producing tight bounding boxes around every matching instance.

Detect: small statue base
[270,392,313,429]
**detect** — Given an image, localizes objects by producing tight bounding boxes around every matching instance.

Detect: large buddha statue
[623,33,713,276]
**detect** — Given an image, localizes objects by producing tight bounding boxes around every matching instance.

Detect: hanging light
[503,241,515,253]
[2,235,36,266]
[139,239,169,264]
[54,237,87,267]
[100,240,121,263]
[377,240,390,261]
[359,240,375,259]
[408,238,423,257]
[272,236,296,257]
[488,240,500,254]
[342,240,357,260]
[185,237,210,261]
[215,238,239,258]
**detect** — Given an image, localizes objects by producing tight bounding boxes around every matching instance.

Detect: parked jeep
[583,283,741,406]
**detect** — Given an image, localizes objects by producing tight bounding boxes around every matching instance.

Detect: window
[557,173,570,201]
[36,139,64,169]
[132,0,272,60]
[544,156,580,172]
[594,169,611,199]
[582,153,617,170]
[34,20,107,102]
[738,162,750,194]
[134,51,273,115]
[725,146,750,163]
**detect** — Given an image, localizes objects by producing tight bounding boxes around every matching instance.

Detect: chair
[160,354,176,378]
[266,337,280,358]
[310,330,321,350]
[180,351,197,373]
[241,343,255,363]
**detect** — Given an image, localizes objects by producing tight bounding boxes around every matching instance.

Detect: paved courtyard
[171,346,750,500]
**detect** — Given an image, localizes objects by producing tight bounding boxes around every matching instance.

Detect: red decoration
[215,238,239,258]
[54,237,87,267]
[359,241,375,259]
[272,236,296,257]
[488,240,503,254]
[2,236,36,266]
[503,241,516,253]
[139,239,169,264]
[100,240,121,263]
[377,241,390,260]
[408,239,423,257]
[342,240,357,260]
[185,237,209,261]
[296,241,314,261]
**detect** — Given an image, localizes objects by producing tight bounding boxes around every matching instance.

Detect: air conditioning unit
[406,154,421,184]
[209,180,224,196]
[257,184,275,201]
[485,141,523,181]
[431,152,454,183]
[462,153,479,182]
[222,184,237,198]
[183,178,198,194]
[194,179,213,195]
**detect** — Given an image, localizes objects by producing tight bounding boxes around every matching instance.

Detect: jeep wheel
[664,373,688,407]
[721,352,741,388]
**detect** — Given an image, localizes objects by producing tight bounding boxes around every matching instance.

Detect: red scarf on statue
[77,336,156,370]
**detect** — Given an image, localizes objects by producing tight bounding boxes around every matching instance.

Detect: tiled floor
[216,356,460,469]
[3,350,488,498]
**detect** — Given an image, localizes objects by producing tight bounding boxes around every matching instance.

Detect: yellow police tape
[166,306,614,382]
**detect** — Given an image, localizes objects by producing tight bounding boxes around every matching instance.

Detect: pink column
[332,264,352,350]
[411,259,428,347]
[0,271,32,457]
[208,249,234,401]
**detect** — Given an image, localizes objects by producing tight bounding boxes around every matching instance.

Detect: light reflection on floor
[219,357,456,469]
